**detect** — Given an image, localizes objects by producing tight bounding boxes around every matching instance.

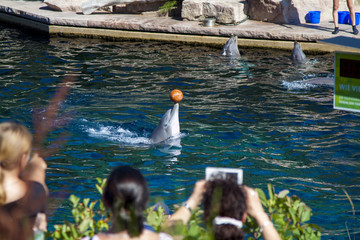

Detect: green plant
[145,204,167,232]
[158,0,178,15]
[244,184,321,240]
[47,178,110,240]
[156,206,210,240]
[48,182,322,240]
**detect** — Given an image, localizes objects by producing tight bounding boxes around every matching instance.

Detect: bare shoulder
[141,230,173,240]
[141,230,161,240]
[142,231,173,240]
[94,230,171,240]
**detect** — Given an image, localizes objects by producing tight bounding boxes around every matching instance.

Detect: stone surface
[1,0,360,45]
[246,0,360,24]
[44,0,88,12]
[181,0,247,24]
[44,0,168,14]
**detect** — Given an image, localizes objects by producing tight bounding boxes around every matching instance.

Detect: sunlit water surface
[0,24,359,239]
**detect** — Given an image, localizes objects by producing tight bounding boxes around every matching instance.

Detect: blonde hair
[0,122,32,205]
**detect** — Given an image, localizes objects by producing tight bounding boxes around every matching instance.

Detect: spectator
[332,0,358,35]
[0,121,48,239]
[169,178,281,240]
[82,165,174,240]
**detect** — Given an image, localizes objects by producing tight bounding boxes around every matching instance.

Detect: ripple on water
[0,24,359,238]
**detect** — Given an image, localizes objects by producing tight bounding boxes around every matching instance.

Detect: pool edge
[1,11,360,54]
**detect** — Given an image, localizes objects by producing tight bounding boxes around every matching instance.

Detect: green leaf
[297,203,304,215]
[54,230,60,239]
[96,185,103,195]
[257,188,267,205]
[188,224,202,237]
[272,213,286,226]
[79,218,92,233]
[61,224,70,240]
[71,209,79,223]
[278,189,289,198]
[83,198,90,207]
[300,207,311,223]
[288,208,297,223]
[69,195,80,207]
[95,179,106,196]
[292,228,300,236]
[267,184,275,201]
[89,201,97,209]
[70,225,78,239]
[293,199,301,209]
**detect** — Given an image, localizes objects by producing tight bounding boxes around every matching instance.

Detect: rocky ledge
[43,0,360,25]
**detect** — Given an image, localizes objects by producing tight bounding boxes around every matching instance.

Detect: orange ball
[170,89,183,103]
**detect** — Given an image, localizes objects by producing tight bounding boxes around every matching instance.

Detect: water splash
[281,80,316,90]
[80,119,186,147]
[81,119,151,145]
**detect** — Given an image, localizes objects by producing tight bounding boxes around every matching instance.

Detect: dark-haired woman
[203,179,280,240]
[82,166,174,240]
[169,177,281,240]
[172,178,281,240]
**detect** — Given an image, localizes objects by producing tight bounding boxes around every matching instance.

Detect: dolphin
[291,41,306,64]
[222,35,240,57]
[149,103,180,144]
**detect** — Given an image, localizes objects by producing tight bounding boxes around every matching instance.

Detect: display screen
[334,51,360,113]
[340,58,360,79]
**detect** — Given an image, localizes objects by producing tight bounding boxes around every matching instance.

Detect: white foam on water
[83,121,151,145]
[281,80,316,90]
[79,119,185,146]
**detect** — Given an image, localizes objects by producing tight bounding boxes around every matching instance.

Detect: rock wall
[246,0,360,24]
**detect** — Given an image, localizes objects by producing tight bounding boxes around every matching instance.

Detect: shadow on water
[0,24,359,238]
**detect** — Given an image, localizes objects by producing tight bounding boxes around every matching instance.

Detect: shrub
[47,178,110,240]
[244,184,321,240]
[158,0,180,15]
[47,182,321,240]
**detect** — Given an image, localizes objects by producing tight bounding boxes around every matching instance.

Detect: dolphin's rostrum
[149,103,180,144]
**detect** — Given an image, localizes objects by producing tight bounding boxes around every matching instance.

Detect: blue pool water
[0,23,359,238]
